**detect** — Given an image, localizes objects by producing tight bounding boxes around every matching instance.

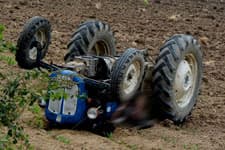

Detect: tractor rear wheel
[64,20,116,62]
[152,34,202,124]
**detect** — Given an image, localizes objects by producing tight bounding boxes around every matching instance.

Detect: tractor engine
[64,56,116,80]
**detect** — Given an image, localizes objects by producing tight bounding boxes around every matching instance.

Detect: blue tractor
[16,16,203,135]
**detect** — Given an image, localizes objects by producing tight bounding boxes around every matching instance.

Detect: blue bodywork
[45,70,87,124]
[45,70,118,126]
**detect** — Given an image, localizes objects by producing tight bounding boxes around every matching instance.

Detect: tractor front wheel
[16,16,51,69]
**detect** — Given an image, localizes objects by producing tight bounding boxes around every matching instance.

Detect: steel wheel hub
[29,47,38,60]
[174,54,197,108]
[29,30,46,60]
[122,61,141,95]
[91,40,109,56]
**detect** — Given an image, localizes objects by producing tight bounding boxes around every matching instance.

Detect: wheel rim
[173,54,198,108]
[28,29,47,60]
[122,60,141,95]
[90,40,109,56]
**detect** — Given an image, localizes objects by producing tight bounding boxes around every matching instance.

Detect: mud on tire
[110,48,145,102]
[16,16,51,69]
[152,34,202,124]
[64,20,116,62]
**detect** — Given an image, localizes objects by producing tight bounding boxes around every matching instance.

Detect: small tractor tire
[16,16,51,69]
[111,48,145,102]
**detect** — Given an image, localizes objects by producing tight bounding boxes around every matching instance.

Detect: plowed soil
[0,0,225,149]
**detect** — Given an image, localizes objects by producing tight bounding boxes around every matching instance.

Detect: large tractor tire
[64,20,116,62]
[152,34,202,124]
[16,16,51,69]
[110,48,145,102]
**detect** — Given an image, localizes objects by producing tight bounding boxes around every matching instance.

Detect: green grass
[0,24,4,41]
[0,24,16,53]
[128,144,138,150]
[161,135,177,145]
[106,132,113,140]
[0,55,16,65]
[184,144,199,150]
[144,0,149,5]
[56,135,70,144]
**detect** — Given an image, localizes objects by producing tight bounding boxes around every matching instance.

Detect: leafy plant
[0,24,48,149]
[0,69,51,148]
[28,103,45,129]
[0,76,32,148]
[0,127,29,150]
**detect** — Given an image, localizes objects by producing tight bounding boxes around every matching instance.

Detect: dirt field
[0,0,225,149]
